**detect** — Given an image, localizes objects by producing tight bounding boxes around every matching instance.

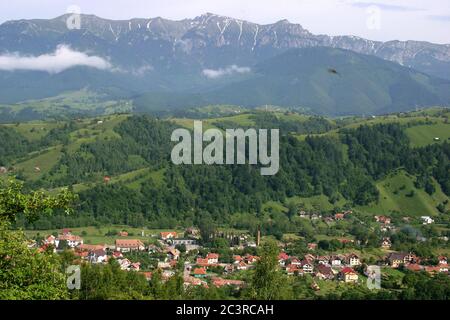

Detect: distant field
[170,113,256,131]
[0,89,134,121]
[7,114,130,183]
[24,225,185,245]
[262,174,449,217]
[288,194,347,211]
[358,170,449,216]
[4,121,62,141]
[69,167,167,193]
[24,225,250,245]
[14,146,62,180]
[405,123,450,147]
[67,114,129,153]
[296,112,450,149]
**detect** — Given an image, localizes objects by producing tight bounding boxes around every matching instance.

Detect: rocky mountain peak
[0,13,449,79]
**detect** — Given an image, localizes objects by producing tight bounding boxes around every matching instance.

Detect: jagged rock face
[1,13,449,78]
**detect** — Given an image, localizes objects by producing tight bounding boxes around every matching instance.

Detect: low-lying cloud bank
[0,45,112,74]
[202,65,251,79]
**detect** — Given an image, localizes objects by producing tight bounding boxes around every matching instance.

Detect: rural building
[115,239,145,252]
[339,267,359,283]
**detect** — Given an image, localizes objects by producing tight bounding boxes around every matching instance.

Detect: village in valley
[27,207,449,294]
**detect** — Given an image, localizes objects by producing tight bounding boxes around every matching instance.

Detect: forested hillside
[0,109,449,233]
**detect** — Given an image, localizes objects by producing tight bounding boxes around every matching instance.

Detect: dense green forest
[0,110,447,233]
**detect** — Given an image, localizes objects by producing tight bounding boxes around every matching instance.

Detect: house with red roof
[316,264,335,280]
[337,238,354,245]
[44,235,56,245]
[339,267,358,283]
[196,257,209,266]
[330,255,344,266]
[387,252,418,268]
[439,265,449,273]
[206,253,219,264]
[74,250,89,258]
[236,261,249,270]
[160,231,178,240]
[130,262,141,271]
[115,239,145,252]
[212,278,245,288]
[193,267,207,278]
[87,249,108,264]
[438,256,448,266]
[375,215,391,224]
[38,243,56,254]
[77,244,106,252]
[140,272,152,281]
[224,264,235,273]
[169,259,178,268]
[278,252,289,267]
[301,260,314,273]
[406,264,423,272]
[244,254,259,264]
[304,254,316,263]
[111,251,123,259]
[286,264,300,276]
[184,276,204,287]
[118,258,131,270]
[233,255,243,264]
[278,252,289,261]
[167,248,180,260]
[316,255,330,265]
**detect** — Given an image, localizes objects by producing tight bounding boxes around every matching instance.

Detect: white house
[301,260,314,273]
[421,216,434,224]
[290,258,302,266]
[88,249,108,264]
[118,258,131,270]
[347,254,361,267]
[381,238,392,249]
[56,234,83,248]
[236,261,249,270]
[44,235,56,245]
[206,253,219,264]
[167,248,180,260]
[330,256,343,267]
[316,256,330,265]
[172,239,197,246]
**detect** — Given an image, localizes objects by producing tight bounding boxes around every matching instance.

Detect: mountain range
[0,13,449,116]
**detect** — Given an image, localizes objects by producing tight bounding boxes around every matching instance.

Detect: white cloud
[0,45,112,73]
[348,1,424,12]
[202,65,251,79]
[131,64,153,76]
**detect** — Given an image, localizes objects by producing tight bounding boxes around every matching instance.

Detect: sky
[0,0,449,44]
